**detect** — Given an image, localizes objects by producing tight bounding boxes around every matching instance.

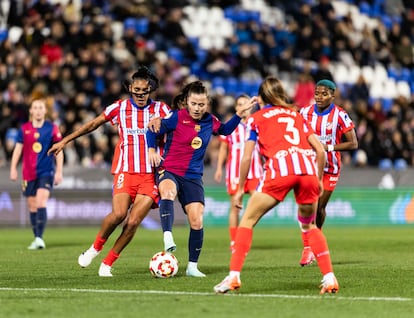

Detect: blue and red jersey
[146,108,241,179]
[17,121,62,181]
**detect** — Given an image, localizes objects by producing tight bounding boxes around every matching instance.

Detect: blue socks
[188,228,203,262]
[36,207,47,238]
[159,199,174,232]
[30,212,37,237]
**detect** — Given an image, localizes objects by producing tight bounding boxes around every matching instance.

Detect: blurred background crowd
[0,0,413,170]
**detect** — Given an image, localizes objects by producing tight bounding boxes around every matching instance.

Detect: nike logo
[183,120,191,124]
[161,213,171,217]
[195,248,202,251]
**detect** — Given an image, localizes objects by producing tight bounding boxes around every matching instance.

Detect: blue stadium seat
[381,14,393,29]
[359,2,372,16]
[381,98,393,112]
[135,18,149,35]
[394,158,408,171]
[223,77,238,95]
[399,68,411,82]
[167,47,184,64]
[124,18,136,31]
[379,158,393,170]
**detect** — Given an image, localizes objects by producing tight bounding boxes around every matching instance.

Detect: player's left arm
[54,151,64,185]
[332,128,358,152]
[146,112,177,167]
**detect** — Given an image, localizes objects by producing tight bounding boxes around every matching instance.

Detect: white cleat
[163,231,177,252]
[78,245,100,268]
[28,237,46,250]
[98,263,113,277]
[185,266,206,277]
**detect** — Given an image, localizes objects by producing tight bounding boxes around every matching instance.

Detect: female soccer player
[214,76,339,294]
[48,66,170,276]
[146,81,252,277]
[214,94,263,250]
[298,79,358,266]
[10,98,64,250]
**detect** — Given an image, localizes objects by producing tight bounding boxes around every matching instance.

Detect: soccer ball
[149,251,179,278]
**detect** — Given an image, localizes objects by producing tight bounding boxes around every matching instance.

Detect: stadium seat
[167,47,184,64]
[394,158,408,171]
[135,18,149,35]
[381,98,393,112]
[396,81,411,99]
[0,29,7,43]
[359,2,372,16]
[361,65,374,84]
[123,18,136,31]
[378,158,393,170]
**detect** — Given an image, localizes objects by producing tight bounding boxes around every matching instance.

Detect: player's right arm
[48,113,107,156]
[308,133,326,196]
[234,140,255,209]
[10,142,23,181]
[214,140,228,183]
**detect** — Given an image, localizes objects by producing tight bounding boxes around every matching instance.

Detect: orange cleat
[214,275,241,294]
[320,273,339,294]
[299,247,315,266]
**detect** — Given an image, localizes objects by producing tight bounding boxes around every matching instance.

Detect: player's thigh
[128,194,153,224]
[240,192,278,227]
[112,192,132,218]
[185,202,204,229]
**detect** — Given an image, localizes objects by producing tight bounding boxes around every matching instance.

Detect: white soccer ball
[149,251,179,278]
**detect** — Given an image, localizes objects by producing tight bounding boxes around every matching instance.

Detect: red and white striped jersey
[219,122,263,188]
[246,106,318,180]
[300,103,355,174]
[104,98,170,174]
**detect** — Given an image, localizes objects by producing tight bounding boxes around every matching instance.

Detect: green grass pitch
[0,225,413,318]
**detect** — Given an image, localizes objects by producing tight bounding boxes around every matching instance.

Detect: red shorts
[113,172,159,204]
[227,177,260,196]
[259,175,319,204]
[323,173,339,192]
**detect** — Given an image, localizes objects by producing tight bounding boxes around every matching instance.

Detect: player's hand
[214,169,222,183]
[233,190,244,209]
[235,96,256,117]
[10,169,18,181]
[148,117,162,133]
[48,141,65,156]
[318,179,323,197]
[148,148,163,167]
[54,172,63,185]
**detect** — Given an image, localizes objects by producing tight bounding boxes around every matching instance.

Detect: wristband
[327,145,334,152]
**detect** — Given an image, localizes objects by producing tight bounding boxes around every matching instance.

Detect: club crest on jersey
[32,142,42,153]
[191,136,202,149]
[325,122,333,130]
[194,125,201,132]
[34,132,40,139]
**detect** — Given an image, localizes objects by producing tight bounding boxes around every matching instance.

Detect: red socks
[307,228,333,275]
[230,227,253,272]
[93,235,107,251]
[102,249,120,266]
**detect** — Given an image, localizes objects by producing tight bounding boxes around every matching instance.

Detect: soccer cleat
[28,237,46,250]
[78,245,100,268]
[214,275,241,294]
[163,232,177,252]
[185,267,206,277]
[98,263,113,277]
[299,247,315,266]
[320,273,339,294]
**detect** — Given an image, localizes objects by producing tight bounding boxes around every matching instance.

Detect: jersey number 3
[278,117,300,145]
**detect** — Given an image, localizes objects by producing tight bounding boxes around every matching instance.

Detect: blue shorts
[156,169,204,211]
[22,176,54,197]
